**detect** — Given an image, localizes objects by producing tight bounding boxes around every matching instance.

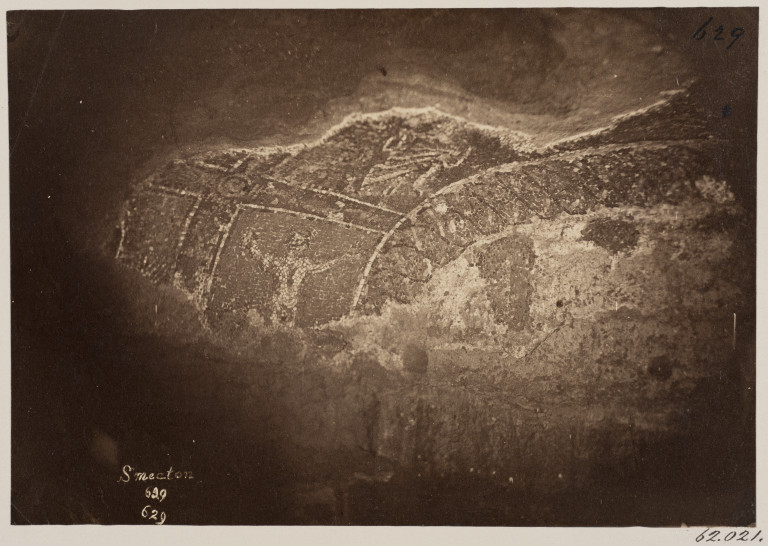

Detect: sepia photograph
[5,4,758,533]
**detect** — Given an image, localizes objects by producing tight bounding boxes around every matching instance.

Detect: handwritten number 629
[693,17,745,49]
[141,505,167,525]
[145,487,167,502]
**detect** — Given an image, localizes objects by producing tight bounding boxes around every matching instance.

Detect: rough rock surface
[11,9,755,526]
[110,86,752,522]
[116,89,747,376]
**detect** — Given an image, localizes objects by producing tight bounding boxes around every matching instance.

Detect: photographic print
[7,6,757,529]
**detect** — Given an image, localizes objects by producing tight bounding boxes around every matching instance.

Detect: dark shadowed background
[8,8,757,525]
